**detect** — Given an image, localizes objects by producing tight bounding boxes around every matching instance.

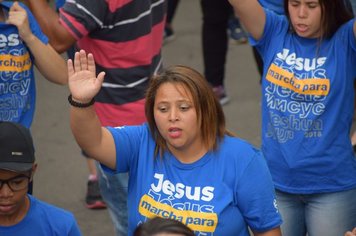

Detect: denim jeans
[96,163,128,236]
[276,188,356,236]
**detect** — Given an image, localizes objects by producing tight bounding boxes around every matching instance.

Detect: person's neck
[169,145,209,164]
[0,196,30,226]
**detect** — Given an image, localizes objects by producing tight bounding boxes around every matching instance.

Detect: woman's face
[154,82,203,161]
[288,0,322,38]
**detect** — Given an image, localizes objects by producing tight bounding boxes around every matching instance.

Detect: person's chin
[0,204,16,215]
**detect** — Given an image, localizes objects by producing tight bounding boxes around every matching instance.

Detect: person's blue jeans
[96,163,128,236]
[276,188,356,236]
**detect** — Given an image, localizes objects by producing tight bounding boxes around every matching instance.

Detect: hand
[6,2,33,42]
[67,50,105,103]
[345,228,356,236]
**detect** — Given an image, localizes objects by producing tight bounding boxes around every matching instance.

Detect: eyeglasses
[0,175,31,192]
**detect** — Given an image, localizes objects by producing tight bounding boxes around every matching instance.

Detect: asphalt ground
[31,0,262,235]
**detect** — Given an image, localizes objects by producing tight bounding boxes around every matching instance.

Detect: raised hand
[67,50,105,104]
[6,2,32,42]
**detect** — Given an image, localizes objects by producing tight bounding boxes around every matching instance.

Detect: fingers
[79,50,88,71]
[73,50,92,72]
[87,53,96,75]
[7,2,27,29]
[67,59,74,78]
[71,49,104,86]
[9,2,25,15]
[96,72,106,86]
[10,1,21,11]
[73,51,81,73]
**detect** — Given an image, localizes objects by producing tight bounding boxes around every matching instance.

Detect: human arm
[7,1,67,85]
[345,228,356,236]
[253,227,281,236]
[234,149,282,235]
[23,0,76,53]
[228,0,266,40]
[68,50,116,169]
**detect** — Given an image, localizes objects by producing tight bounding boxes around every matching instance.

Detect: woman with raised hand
[67,50,282,236]
[228,0,356,235]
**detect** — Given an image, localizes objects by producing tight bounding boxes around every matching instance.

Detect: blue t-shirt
[55,0,66,10]
[0,1,48,128]
[0,195,82,236]
[103,124,282,236]
[251,10,356,194]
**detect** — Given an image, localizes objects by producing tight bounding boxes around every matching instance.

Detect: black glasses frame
[0,174,31,192]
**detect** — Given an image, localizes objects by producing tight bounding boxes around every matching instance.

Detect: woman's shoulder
[220,135,261,158]
[215,136,265,177]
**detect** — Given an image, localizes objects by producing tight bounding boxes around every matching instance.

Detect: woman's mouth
[295,23,308,33]
[168,127,182,138]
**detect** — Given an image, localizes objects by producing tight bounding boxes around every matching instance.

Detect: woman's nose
[169,109,179,121]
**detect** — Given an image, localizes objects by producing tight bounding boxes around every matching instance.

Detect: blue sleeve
[235,151,282,232]
[101,125,143,174]
[55,0,66,10]
[346,19,356,78]
[68,218,82,236]
[249,8,287,58]
[348,19,356,53]
[19,2,48,45]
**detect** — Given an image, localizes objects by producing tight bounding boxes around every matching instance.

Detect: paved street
[31,1,262,235]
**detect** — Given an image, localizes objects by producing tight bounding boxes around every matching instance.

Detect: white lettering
[276,48,327,71]
[0,33,20,48]
[150,173,215,202]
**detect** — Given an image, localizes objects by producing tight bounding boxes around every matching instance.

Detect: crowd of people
[0,0,355,235]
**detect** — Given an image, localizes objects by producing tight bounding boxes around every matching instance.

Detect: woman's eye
[180,105,190,111]
[158,107,167,112]
[290,1,299,7]
[308,4,317,8]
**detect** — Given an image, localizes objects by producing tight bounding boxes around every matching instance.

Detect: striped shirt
[59,0,166,126]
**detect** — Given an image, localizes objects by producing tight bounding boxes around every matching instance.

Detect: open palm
[67,50,105,103]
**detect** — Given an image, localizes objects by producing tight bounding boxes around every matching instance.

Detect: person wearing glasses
[0,121,81,236]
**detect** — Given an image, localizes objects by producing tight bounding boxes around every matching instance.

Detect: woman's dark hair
[283,0,353,38]
[145,65,233,157]
[134,217,195,236]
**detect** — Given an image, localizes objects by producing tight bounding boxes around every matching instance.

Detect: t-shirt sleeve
[347,19,356,79]
[249,8,287,59]
[348,19,356,55]
[21,3,48,44]
[68,216,82,236]
[336,19,356,79]
[101,125,143,174]
[234,151,282,232]
[59,0,107,40]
